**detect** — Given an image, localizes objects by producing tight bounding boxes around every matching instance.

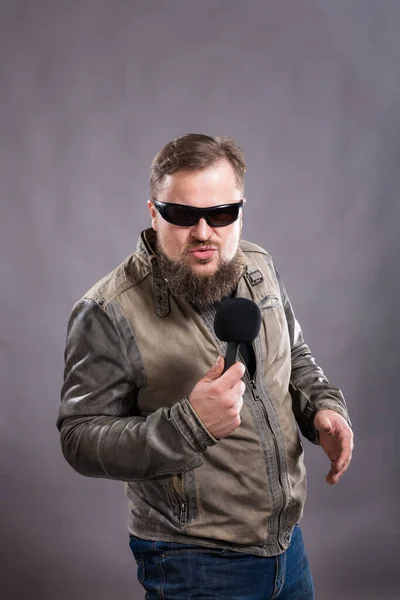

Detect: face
[148,159,245,277]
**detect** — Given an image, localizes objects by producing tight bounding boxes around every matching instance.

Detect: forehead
[159,159,241,207]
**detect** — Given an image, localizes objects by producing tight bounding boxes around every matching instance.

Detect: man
[58,134,354,599]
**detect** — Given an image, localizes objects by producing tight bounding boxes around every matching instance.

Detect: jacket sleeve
[57,298,217,481]
[275,269,352,444]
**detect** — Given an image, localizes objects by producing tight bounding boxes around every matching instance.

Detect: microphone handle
[223,341,240,374]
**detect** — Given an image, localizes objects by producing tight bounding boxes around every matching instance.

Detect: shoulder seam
[240,239,272,259]
[82,255,151,306]
[84,270,151,307]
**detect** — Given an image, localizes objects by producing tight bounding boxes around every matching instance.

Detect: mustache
[183,239,220,254]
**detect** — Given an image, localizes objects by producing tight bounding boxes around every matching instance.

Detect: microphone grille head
[214,298,262,343]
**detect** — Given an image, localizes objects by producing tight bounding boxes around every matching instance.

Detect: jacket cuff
[171,398,219,453]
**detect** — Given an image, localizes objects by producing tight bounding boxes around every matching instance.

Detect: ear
[147,199,158,231]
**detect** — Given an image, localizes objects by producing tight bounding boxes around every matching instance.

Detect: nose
[190,217,213,241]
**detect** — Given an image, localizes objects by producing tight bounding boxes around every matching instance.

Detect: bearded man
[58,133,353,600]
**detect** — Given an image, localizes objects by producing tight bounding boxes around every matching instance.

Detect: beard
[155,239,247,310]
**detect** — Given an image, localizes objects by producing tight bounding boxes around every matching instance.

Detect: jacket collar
[137,228,171,318]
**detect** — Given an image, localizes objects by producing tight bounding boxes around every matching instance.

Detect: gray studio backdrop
[1,1,399,599]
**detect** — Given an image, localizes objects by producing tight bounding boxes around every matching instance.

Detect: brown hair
[150,133,247,198]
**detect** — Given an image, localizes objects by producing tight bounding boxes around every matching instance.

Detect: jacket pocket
[168,471,198,526]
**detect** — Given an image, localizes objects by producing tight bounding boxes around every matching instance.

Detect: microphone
[214,298,262,373]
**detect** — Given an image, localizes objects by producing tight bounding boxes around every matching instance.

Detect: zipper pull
[180,502,188,525]
[250,379,262,401]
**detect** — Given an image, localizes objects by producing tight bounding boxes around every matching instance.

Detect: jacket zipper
[237,345,288,550]
[249,375,287,550]
[171,473,188,525]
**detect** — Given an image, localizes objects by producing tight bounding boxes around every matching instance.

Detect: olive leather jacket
[57,228,350,557]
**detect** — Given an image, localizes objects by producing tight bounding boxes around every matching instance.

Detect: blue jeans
[129,524,315,599]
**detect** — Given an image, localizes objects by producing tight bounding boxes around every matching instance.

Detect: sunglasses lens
[208,206,239,227]
[164,205,198,226]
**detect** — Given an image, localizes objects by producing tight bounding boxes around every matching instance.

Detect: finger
[224,381,245,412]
[203,356,225,382]
[231,379,246,397]
[336,450,353,476]
[337,459,351,478]
[326,469,345,485]
[329,451,350,476]
[326,455,352,485]
[326,470,339,485]
[330,460,342,476]
[334,435,353,471]
[324,428,353,485]
[326,450,340,462]
[326,461,343,484]
[219,361,246,389]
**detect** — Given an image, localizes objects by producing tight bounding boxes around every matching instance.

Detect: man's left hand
[314,409,354,485]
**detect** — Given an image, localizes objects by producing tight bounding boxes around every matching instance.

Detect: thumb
[203,356,224,382]
[316,414,333,434]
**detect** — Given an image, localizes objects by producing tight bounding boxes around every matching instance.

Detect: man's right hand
[188,356,246,439]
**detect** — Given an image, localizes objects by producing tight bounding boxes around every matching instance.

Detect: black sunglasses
[152,199,244,228]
